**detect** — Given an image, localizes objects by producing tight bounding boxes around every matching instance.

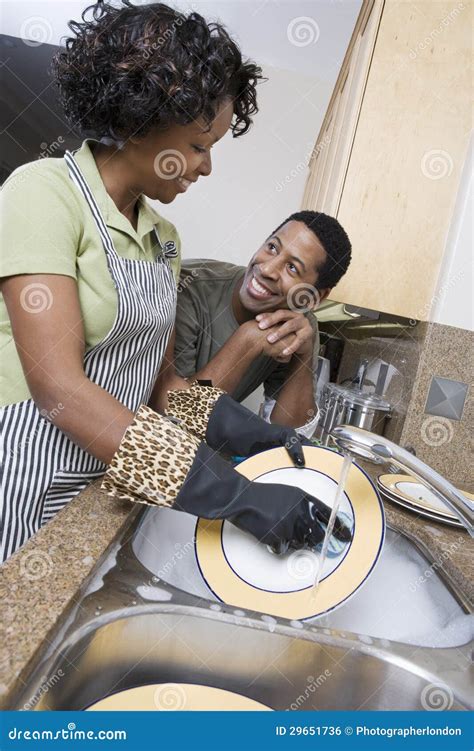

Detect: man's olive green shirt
[174,259,320,403]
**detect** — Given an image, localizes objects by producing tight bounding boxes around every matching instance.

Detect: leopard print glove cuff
[101,404,200,507]
[166,383,225,440]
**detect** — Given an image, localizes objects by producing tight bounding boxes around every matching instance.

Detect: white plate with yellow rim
[195,446,385,621]
[87,683,271,711]
[377,474,473,521]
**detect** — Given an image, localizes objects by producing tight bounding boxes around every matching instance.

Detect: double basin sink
[8,502,473,712]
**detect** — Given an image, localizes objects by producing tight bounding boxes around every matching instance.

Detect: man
[173,211,351,431]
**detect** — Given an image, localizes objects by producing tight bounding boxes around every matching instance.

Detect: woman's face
[125,99,234,203]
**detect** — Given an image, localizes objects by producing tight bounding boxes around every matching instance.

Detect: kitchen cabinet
[302,0,471,321]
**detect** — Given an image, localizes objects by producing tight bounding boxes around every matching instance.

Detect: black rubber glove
[102,405,348,554]
[206,393,311,467]
[166,384,312,467]
[174,442,352,552]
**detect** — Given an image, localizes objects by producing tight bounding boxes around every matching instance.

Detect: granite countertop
[0,480,136,709]
[0,466,472,708]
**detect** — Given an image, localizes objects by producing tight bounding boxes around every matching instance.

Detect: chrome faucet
[331,425,474,536]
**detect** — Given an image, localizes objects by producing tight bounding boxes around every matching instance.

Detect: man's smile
[246,272,277,300]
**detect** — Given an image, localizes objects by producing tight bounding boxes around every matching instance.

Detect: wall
[320,313,472,488]
[326,109,473,485]
[399,323,473,488]
[151,1,362,267]
[334,323,427,445]
[159,63,333,266]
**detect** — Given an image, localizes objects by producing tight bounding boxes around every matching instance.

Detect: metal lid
[323,382,392,411]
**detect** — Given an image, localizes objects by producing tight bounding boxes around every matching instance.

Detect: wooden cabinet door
[304,0,471,321]
[302,0,383,214]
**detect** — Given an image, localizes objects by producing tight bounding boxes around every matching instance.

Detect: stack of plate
[377,474,473,528]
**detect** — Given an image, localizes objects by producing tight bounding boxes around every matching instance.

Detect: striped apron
[0,150,177,563]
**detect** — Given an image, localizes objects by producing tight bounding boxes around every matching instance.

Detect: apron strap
[66,150,177,267]
[65,150,119,261]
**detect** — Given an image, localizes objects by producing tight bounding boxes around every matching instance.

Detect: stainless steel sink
[8,508,473,711]
[130,506,472,647]
[11,611,471,711]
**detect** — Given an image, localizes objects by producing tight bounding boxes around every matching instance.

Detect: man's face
[239,220,328,314]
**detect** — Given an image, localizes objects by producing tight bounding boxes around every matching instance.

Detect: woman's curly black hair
[53,0,263,140]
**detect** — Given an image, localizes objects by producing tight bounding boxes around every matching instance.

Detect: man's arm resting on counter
[1,273,141,465]
[192,322,265,394]
[192,317,316,426]
[253,309,317,428]
[268,349,316,428]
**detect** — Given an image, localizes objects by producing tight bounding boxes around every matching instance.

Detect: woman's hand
[175,442,353,551]
[167,386,310,465]
[103,406,352,551]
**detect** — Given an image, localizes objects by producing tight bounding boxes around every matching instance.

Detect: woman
[0,1,350,563]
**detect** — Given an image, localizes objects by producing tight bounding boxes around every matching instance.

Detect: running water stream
[310,452,353,600]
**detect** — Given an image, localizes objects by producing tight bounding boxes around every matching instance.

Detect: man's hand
[239,319,289,362]
[190,310,315,408]
[256,310,315,358]
[239,314,314,364]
